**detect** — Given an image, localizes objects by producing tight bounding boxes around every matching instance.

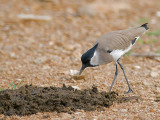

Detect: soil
[0,84,118,116]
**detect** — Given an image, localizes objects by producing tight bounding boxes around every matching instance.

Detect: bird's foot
[125,88,134,94]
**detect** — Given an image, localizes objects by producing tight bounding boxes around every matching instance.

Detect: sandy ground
[0,0,160,119]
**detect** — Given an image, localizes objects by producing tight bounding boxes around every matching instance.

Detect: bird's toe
[125,88,134,94]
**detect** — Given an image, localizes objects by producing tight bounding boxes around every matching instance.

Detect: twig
[130,52,160,57]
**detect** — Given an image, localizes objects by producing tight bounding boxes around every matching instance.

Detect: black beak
[79,64,86,75]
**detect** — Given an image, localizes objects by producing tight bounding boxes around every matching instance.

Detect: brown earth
[0,84,118,116]
[0,0,160,119]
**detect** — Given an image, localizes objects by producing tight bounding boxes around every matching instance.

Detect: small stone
[10,52,17,58]
[42,65,51,70]
[33,57,47,64]
[150,71,159,78]
[156,11,160,17]
[120,109,128,112]
[66,7,74,14]
[49,41,54,45]
[70,70,79,76]
[143,80,151,86]
[112,108,118,112]
[69,70,85,80]
[151,19,156,24]
[16,79,23,81]
[72,86,81,90]
[134,65,141,69]
[64,44,75,51]
[3,25,10,31]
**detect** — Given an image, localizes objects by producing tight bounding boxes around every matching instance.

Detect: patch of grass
[138,38,144,44]
[146,39,158,44]
[0,80,24,91]
[152,39,158,43]
[0,88,5,92]
[138,38,158,45]
[146,40,152,44]
[155,51,160,54]
[147,30,160,36]
[9,79,24,90]
[138,18,150,24]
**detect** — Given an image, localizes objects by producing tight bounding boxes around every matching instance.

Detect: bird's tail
[141,23,149,30]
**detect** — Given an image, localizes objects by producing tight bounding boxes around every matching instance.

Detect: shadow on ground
[0,84,140,116]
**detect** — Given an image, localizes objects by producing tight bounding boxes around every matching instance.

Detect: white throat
[90,50,99,66]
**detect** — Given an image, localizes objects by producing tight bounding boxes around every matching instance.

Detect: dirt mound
[0,84,118,116]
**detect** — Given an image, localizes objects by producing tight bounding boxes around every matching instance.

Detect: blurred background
[0,0,160,90]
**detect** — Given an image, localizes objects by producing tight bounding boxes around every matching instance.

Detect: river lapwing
[79,23,149,94]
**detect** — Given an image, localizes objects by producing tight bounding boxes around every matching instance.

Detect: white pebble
[156,11,160,17]
[70,69,79,76]
[150,71,159,78]
[134,65,141,69]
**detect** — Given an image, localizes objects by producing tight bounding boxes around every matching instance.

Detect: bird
[79,23,149,94]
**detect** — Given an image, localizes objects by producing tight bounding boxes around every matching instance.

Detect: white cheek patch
[90,51,99,66]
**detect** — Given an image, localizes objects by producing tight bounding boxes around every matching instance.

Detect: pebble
[150,71,159,78]
[70,70,79,76]
[156,11,160,17]
[42,65,51,70]
[72,86,81,90]
[10,52,17,58]
[134,65,141,69]
[16,79,23,82]
[33,57,47,64]
[143,80,151,86]
[120,109,128,112]
[112,108,118,112]
[70,69,85,80]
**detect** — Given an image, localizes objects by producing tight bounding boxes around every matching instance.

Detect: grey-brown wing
[96,25,147,51]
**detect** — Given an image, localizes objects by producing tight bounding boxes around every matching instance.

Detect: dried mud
[0,84,118,116]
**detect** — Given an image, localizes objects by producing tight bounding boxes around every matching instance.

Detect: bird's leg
[117,61,134,94]
[109,64,118,93]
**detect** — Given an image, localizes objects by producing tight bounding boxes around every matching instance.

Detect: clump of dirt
[0,84,118,116]
[116,96,140,103]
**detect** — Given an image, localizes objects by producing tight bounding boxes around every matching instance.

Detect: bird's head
[79,43,98,75]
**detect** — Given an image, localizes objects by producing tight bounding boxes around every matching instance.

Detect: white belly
[110,43,133,62]
[110,37,139,62]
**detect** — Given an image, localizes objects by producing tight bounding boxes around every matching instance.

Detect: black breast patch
[131,38,137,45]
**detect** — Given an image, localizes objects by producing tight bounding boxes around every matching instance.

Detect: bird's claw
[125,88,134,94]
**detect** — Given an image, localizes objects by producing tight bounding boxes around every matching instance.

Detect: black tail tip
[141,23,149,30]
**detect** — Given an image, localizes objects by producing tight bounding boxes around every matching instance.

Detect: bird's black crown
[81,43,98,67]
